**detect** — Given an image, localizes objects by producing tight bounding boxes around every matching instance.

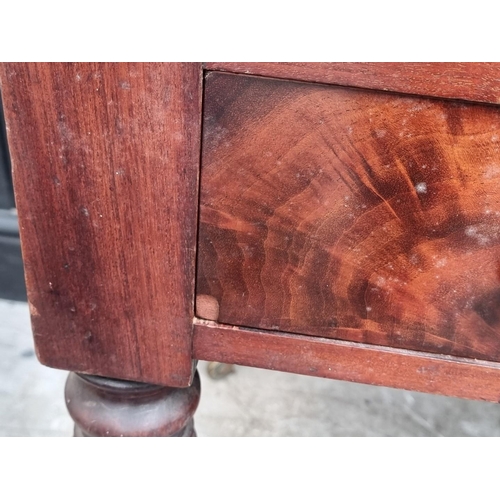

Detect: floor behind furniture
[1,299,500,437]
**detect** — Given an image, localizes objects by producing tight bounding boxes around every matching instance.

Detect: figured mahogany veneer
[196,71,500,363]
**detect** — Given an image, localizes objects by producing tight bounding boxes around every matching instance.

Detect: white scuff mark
[484,164,500,179]
[409,103,426,112]
[415,182,427,194]
[465,226,478,237]
[465,225,490,246]
[434,257,447,268]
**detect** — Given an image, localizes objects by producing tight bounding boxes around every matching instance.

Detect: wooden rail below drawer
[193,319,500,402]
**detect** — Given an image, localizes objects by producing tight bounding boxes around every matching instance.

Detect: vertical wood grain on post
[0,63,202,387]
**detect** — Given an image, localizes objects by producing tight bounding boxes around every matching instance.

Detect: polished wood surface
[197,71,500,362]
[66,371,200,436]
[5,62,500,421]
[0,63,203,386]
[205,63,500,105]
[193,321,500,402]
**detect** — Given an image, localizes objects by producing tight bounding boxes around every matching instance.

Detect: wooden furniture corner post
[5,62,500,437]
[0,63,203,436]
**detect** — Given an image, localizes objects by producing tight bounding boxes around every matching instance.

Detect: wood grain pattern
[197,72,500,362]
[0,63,202,387]
[204,63,500,105]
[193,321,500,402]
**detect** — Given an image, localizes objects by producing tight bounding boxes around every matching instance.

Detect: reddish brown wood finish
[193,321,500,402]
[0,63,202,387]
[204,63,500,105]
[197,71,500,363]
[66,371,201,436]
[6,62,500,428]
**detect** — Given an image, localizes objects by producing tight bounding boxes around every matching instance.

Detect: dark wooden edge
[193,319,500,402]
[203,63,500,105]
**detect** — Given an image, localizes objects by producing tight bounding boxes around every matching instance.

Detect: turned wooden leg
[65,371,201,437]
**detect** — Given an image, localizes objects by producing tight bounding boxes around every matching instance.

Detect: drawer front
[196,71,500,363]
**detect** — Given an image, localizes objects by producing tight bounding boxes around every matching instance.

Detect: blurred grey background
[3,297,500,436]
[2,94,500,437]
